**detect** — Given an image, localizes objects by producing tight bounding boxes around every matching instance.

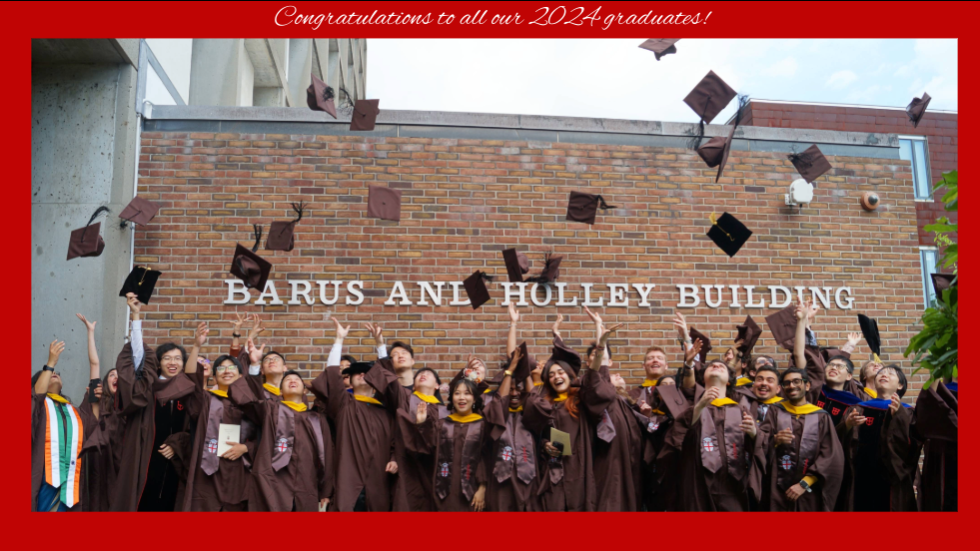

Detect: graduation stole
[436,418,484,502]
[413,391,441,404]
[700,401,747,481]
[271,404,297,471]
[263,383,281,397]
[354,394,383,406]
[494,408,536,485]
[202,393,228,475]
[43,395,83,508]
[774,404,821,490]
[736,376,754,387]
[818,386,861,424]
[863,386,878,399]
[755,395,784,422]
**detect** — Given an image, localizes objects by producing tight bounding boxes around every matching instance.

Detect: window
[920,248,939,307]
[899,137,931,200]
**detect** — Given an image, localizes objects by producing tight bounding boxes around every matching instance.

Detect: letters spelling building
[131,106,931,397]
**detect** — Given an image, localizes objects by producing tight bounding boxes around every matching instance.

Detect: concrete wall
[32,56,139,401]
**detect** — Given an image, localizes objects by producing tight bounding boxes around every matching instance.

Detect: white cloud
[825,70,858,89]
[763,57,798,77]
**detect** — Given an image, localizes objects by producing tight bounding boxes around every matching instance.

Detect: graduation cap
[463,271,493,309]
[565,191,617,225]
[341,361,374,376]
[688,328,712,363]
[306,73,337,118]
[638,39,680,60]
[267,202,305,252]
[684,71,737,148]
[67,206,109,260]
[366,185,401,222]
[735,315,762,355]
[526,254,563,285]
[118,265,162,305]
[696,95,747,182]
[707,212,752,257]
[543,338,582,378]
[788,145,832,185]
[820,347,849,366]
[931,273,957,295]
[502,248,531,283]
[906,92,931,128]
[118,197,160,227]
[230,224,272,291]
[765,305,799,352]
[489,341,532,386]
[351,99,380,131]
[857,314,881,363]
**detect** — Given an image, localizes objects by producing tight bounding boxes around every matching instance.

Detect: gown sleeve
[115,343,156,416]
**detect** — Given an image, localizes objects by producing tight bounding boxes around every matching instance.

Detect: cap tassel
[787,149,814,171]
[337,86,356,115]
[732,94,749,130]
[710,212,734,242]
[873,352,881,364]
[280,201,305,236]
[596,195,617,210]
[80,206,110,242]
[137,266,149,286]
[250,224,263,253]
[477,271,494,282]
[322,86,335,102]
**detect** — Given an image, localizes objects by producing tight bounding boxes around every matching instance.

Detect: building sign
[224,280,855,310]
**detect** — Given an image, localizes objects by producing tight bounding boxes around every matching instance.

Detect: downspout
[125,107,143,340]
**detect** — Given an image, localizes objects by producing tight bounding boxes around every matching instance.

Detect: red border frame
[14,0,972,543]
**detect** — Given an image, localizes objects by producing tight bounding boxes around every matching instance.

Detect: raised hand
[684,338,704,364]
[552,314,564,339]
[47,340,66,368]
[795,297,807,321]
[847,332,862,347]
[194,322,209,347]
[806,300,820,325]
[845,407,867,430]
[247,338,266,365]
[248,314,264,341]
[740,409,757,438]
[672,311,689,341]
[598,323,624,346]
[415,401,428,425]
[584,305,603,328]
[233,313,248,331]
[363,322,384,345]
[126,292,141,318]
[330,317,351,340]
[774,428,795,446]
[508,302,520,324]
[508,348,524,370]
[76,313,97,332]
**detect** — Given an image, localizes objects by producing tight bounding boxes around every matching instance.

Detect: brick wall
[134,130,928,399]
[741,101,957,246]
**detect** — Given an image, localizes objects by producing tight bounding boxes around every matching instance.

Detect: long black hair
[447,378,484,414]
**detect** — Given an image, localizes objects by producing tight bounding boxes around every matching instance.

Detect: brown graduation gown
[485,402,537,512]
[522,390,596,512]
[666,398,752,511]
[30,389,98,511]
[648,383,701,511]
[311,365,395,511]
[110,343,196,511]
[580,368,644,511]
[227,376,332,511]
[181,370,258,511]
[837,402,918,511]
[79,390,124,512]
[912,382,957,511]
[752,403,844,511]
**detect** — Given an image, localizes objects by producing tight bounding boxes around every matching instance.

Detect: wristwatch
[504,370,513,377]
[799,479,813,493]
[232,333,241,338]
[43,365,55,372]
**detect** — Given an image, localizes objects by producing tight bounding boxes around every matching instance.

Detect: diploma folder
[217,424,241,456]
[550,427,573,456]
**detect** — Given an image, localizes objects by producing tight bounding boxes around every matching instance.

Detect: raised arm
[841,332,861,354]
[674,312,699,389]
[184,322,208,374]
[35,340,65,395]
[76,314,101,414]
[364,321,387,359]
[506,303,519,356]
[229,313,248,356]
[126,293,144,371]
[793,298,808,370]
[327,317,351,367]
[585,306,611,366]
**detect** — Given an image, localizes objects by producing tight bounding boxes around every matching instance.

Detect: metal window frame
[919,246,939,308]
[899,135,932,200]
[134,39,186,114]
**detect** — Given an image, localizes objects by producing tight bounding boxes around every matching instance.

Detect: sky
[367,39,957,123]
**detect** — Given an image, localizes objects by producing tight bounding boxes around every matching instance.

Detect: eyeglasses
[827,362,849,370]
[780,378,806,388]
[161,355,183,363]
[263,356,283,365]
[215,365,239,374]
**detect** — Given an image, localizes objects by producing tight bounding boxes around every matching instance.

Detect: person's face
[548,365,571,393]
[281,374,305,396]
[341,374,352,390]
[199,359,212,380]
[643,351,667,379]
[160,349,184,379]
[415,370,438,394]
[780,373,809,401]
[350,372,367,389]
[390,347,415,371]
[754,357,773,372]
[106,369,118,394]
[753,370,778,399]
[340,359,351,370]
[508,385,522,409]
[659,376,676,387]
[826,359,853,384]
[262,354,286,377]
[704,362,730,385]
[46,370,63,395]
[439,383,450,397]
[862,362,882,385]
[610,373,627,392]
[214,360,241,387]
[722,348,735,363]
[874,368,902,396]
[452,385,475,415]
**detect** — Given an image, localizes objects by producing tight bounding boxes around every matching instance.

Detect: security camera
[785,178,814,212]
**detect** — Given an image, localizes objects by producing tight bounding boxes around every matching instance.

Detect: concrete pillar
[286,39,313,108]
[188,39,248,106]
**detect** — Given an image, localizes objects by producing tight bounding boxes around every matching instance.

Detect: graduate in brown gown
[522,314,597,511]
[31,336,99,512]
[180,351,259,511]
[240,338,287,402]
[837,364,918,511]
[228,368,332,511]
[665,358,757,511]
[752,367,844,512]
[736,364,783,425]
[310,356,396,511]
[912,379,957,511]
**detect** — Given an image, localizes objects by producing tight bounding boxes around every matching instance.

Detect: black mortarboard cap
[906,92,931,128]
[230,225,272,291]
[118,265,162,305]
[343,361,374,376]
[350,99,380,131]
[367,186,401,222]
[267,202,305,252]
[736,315,762,355]
[463,271,493,309]
[688,328,712,363]
[565,191,617,225]
[639,39,680,60]
[707,212,752,257]
[788,145,832,184]
[545,336,582,377]
[684,71,737,125]
[765,305,799,352]
[67,206,109,260]
[502,248,531,283]
[857,314,881,360]
[119,197,160,226]
[306,73,337,118]
[514,341,531,383]
[931,273,957,295]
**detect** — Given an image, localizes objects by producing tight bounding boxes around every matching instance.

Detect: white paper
[217,424,241,456]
